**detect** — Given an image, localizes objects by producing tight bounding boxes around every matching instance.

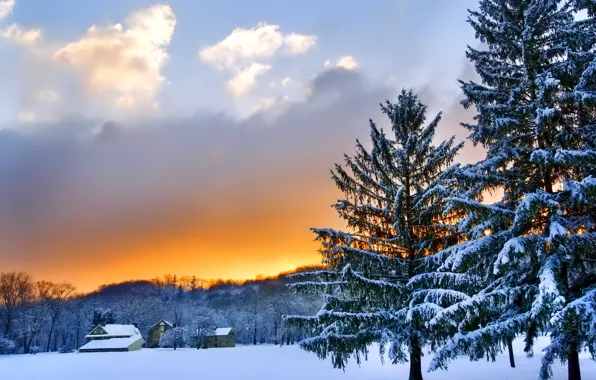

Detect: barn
[204,327,236,348]
[79,324,145,353]
[147,320,174,348]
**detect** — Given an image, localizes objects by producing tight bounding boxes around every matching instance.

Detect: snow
[149,320,174,329]
[80,324,143,351]
[1,337,595,380]
[214,327,232,336]
[548,221,567,242]
[85,324,140,338]
[494,237,525,274]
[78,336,142,350]
[531,256,566,318]
[534,107,555,125]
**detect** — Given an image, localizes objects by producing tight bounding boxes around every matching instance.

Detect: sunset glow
[0,0,486,293]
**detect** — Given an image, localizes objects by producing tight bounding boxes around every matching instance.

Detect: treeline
[0,268,321,355]
[92,265,325,295]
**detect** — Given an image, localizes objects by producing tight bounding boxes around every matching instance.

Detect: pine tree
[285,90,463,380]
[419,1,596,379]
[573,0,596,16]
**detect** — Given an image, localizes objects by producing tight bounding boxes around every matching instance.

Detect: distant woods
[0,267,321,354]
[95,265,324,295]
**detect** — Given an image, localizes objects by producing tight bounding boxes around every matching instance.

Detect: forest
[0,268,320,354]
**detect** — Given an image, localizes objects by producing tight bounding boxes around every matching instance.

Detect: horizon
[86,263,324,294]
[0,0,486,292]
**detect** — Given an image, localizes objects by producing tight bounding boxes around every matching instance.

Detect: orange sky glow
[2,167,346,293]
[0,67,486,294]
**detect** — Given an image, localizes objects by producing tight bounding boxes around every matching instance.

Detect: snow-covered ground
[1,337,594,380]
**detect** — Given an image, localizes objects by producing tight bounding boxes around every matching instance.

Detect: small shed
[204,327,236,348]
[79,324,144,353]
[147,320,174,348]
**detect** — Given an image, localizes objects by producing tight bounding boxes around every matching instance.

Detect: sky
[0,0,485,292]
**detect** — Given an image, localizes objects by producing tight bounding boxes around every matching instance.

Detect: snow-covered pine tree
[573,0,596,16]
[284,89,463,380]
[417,1,596,379]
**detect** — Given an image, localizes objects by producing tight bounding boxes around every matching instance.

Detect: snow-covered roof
[85,324,141,338]
[214,327,233,336]
[150,320,174,329]
[79,336,143,350]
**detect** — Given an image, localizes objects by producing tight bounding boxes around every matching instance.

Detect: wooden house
[204,327,236,348]
[147,320,174,348]
[79,324,144,353]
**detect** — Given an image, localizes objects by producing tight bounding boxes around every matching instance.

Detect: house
[147,320,174,348]
[78,324,145,353]
[204,327,236,348]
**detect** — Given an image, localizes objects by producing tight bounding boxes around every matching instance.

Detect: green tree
[422,1,596,380]
[286,90,462,380]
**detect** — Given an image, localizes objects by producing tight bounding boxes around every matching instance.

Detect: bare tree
[159,326,186,350]
[37,281,76,352]
[0,272,35,336]
[17,302,44,354]
[186,313,217,349]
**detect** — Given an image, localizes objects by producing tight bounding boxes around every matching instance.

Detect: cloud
[199,22,316,69]
[2,23,42,45]
[227,63,272,97]
[199,22,315,97]
[17,110,36,123]
[0,44,481,289]
[0,2,42,46]
[52,4,176,108]
[38,89,59,102]
[0,68,396,287]
[283,33,316,54]
[281,77,292,87]
[0,0,14,21]
[252,97,276,112]
[252,95,289,112]
[325,56,359,71]
[336,56,359,70]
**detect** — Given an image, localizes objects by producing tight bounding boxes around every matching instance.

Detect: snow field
[1,336,594,380]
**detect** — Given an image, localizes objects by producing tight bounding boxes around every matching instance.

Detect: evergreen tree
[419,1,596,379]
[573,0,596,16]
[285,90,463,380]
[91,308,114,327]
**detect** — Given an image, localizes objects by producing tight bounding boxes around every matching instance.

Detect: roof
[214,327,233,336]
[85,324,141,338]
[149,320,174,330]
[79,336,144,350]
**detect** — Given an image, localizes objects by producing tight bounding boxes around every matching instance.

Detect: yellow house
[204,328,236,348]
[79,324,145,353]
[147,320,174,348]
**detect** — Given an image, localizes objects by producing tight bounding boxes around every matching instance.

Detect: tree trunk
[46,319,56,352]
[409,338,423,380]
[75,321,80,350]
[3,315,11,336]
[508,339,516,368]
[568,344,581,380]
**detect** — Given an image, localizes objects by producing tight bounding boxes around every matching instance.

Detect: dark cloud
[0,67,481,290]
